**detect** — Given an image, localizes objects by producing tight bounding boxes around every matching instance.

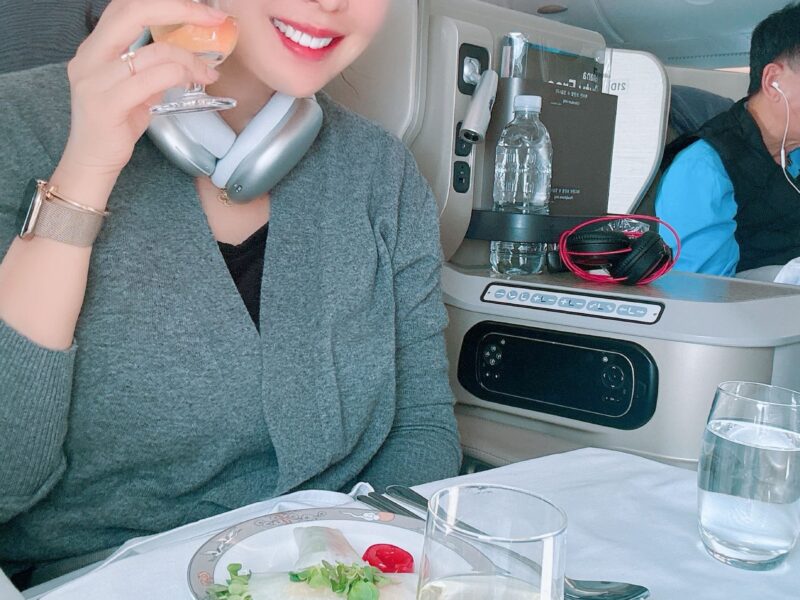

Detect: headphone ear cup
[608,231,671,285]
[565,231,630,267]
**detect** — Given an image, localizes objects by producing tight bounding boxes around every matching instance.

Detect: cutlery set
[358,486,650,600]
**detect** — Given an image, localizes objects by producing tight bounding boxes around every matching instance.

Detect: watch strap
[35,198,104,247]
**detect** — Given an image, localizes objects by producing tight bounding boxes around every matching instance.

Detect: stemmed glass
[149,0,239,115]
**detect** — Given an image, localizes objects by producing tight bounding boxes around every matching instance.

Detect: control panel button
[587,300,616,314]
[493,289,506,299]
[602,365,626,389]
[617,304,649,318]
[518,291,531,302]
[507,290,519,300]
[531,293,558,305]
[558,297,586,309]
[452,161,471,193]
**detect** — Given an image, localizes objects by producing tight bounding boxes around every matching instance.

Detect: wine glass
[149,0,238,115]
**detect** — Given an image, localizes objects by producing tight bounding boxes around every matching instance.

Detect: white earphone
[771,80,800,194]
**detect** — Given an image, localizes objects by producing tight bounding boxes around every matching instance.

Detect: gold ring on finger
[120,51,137,77]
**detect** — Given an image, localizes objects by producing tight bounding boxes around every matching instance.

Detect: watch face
[17,178,43,239]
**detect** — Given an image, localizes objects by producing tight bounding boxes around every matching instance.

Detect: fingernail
[207,7,228,20]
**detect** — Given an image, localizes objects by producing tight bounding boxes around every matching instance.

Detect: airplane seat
[668,85,734,139]
[634,85,734,216]
[0,0,110,74]
[328,1,800,472]
[603,48,671,216]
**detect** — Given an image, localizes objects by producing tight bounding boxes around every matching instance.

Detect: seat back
[603,48,670,214]
[0,0,110,74]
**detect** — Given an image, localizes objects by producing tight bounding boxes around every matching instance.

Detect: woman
[0,0,461,587]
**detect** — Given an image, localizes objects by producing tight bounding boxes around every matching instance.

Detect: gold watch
[17,179,109,247]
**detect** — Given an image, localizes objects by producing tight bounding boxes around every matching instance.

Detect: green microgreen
[207,563,253,600]
[289,561,392,599]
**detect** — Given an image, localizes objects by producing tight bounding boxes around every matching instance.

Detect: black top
[217,223,268,331]
[663,99,800,272]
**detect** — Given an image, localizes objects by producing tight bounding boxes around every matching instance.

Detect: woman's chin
[268,75,334,99]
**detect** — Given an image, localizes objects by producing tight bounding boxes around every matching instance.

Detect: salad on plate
[207,526,418,600]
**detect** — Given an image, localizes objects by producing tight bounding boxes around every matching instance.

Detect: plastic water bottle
[490,95,553,275]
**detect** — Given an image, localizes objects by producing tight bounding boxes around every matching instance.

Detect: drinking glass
[698,381,800,570]
[417,484,566,600]
[149,0,238,115]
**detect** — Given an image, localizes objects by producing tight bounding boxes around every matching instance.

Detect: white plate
[187,507,437,599]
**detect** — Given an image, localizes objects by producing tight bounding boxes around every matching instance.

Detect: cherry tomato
[362,543,414,573]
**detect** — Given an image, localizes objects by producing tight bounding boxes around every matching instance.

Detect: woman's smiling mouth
[272,17,344,60]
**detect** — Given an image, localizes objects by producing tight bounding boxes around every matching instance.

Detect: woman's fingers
[76,0,228,73]
[59,0,232,177]
[108,61,216,114]
[89,42,217,95]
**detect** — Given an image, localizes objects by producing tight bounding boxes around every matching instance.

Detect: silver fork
[358,487,650,600]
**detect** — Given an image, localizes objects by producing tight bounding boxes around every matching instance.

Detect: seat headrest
[669,85,734,137]
[0,0,111,74]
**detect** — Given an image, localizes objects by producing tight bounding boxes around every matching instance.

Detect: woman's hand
[56,0,229,204]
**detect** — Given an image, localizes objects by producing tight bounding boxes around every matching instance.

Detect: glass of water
[698,381,800,570]
[417,484,566,599]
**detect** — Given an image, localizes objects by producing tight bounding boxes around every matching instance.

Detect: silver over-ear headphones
[133,30,324,204]
[147,94,323,203]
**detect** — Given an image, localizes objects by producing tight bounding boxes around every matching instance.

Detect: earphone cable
[776,85,800,195]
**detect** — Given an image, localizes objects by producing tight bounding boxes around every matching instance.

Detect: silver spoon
[383,485,650,600]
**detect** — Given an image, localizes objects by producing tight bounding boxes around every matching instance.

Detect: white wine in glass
[150,0,238,115]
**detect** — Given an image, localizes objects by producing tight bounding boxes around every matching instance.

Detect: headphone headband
[147,93,323,203]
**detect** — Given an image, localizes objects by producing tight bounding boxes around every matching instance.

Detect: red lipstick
[272,17,344,61]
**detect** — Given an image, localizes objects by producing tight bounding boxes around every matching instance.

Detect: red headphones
[556,215,681,285]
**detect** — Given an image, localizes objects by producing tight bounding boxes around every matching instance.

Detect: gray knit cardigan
[0,63,461,581]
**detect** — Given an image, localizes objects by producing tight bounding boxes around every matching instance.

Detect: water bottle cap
[514,95,542,112]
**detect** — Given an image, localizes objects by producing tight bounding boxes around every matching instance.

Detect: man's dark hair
[749,2,800,95]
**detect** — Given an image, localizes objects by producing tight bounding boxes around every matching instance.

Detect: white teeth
[272,18,335,50]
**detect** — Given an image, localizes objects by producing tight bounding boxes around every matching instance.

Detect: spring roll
[231,526,418,599]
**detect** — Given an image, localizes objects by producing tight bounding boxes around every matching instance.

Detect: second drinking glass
[417,484,567,599]
[149,0,238,115]
[698,381,800,570]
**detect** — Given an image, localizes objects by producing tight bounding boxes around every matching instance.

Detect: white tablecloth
[17,448,799,600]
[416,448,798,600]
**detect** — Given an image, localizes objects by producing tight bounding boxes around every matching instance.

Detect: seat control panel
[481,283,664,324]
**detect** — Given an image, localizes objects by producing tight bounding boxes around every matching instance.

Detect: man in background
[655,2,800,276]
